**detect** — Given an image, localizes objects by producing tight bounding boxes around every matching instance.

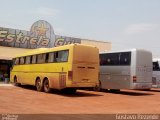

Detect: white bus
[99,49,152,91]
[152,58,160,88]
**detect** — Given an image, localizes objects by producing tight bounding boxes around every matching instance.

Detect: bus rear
[131,49,152,89]
[68,44,99,88]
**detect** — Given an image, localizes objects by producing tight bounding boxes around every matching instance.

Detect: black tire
[94,81,102,92]
[93,85,101,92]
[13,76,21,86]
[43,79,51,93]
[35,78,43,92]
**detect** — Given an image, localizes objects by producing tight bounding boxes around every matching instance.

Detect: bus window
[48,52,55,63]
[37,54,46,64]
[20,57,25,65]
[25,56,31,64]
[55,50,69,62]
[32,55,37,64]
[119,52,131,65]
[153,61,160,71]
[15,58,19,65]
[100,54,107,65]
[100,53,119,66]
[59,50,69,62]
[106,53,119,65]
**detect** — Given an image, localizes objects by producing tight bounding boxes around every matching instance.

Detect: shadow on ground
[105,90,154,96]
[17,85,103,97]
[139,89,160,93]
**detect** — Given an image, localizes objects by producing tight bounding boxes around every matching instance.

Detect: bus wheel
[94,81,102,92]
[43,79,51,93]
[13,76,21,86]
[35,78,43,92]
[93,85,101,92]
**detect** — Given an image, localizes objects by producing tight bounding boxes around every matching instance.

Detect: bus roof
[153,58,160,62]
[100,48,151,54]
[14,44,97,58]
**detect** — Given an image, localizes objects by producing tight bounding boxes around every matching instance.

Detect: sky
[0,0,160,57]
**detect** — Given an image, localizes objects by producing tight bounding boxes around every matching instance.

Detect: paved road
[0,85,160,114]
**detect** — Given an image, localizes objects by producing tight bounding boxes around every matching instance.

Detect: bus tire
[35,78,43,92]
[43,78,51,93]
[13,76,21,86]
[94,81,103,92]
[93,85,102,92]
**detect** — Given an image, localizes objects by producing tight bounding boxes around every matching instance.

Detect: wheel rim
[36,80,41,90]
[44,80,49,91]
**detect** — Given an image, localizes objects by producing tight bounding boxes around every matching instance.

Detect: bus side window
[100,54,107,65]
[32,55,37,64]
[48,52,55,63]
[37,54,46,63]
[120,52,131,65]
[153,61,160,71]
[107,53,119,65]
[55,50,69,62]
[15,58,19,65]
[25,56,31,64]
[59,50,69,62]
[20,57,25,65]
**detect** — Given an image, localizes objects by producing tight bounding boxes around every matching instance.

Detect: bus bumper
[152,84,160,88]
[132,83,152,89]
[67,82,99,88]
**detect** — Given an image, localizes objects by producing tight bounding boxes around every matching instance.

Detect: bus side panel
[47,72,67,89]
[11,64,72,90]
[11,71,67,89]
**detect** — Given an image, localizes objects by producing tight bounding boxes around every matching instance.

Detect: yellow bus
[10,44,99,93]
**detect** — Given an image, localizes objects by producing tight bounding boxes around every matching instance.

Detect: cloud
[32,7,59,18]
[125,23,157,34]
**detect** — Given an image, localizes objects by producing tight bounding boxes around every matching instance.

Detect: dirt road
[0,85,160,114]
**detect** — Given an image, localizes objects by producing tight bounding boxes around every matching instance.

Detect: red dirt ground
[0,85,160,114]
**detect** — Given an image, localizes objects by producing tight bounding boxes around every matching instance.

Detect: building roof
[0,46,32,60]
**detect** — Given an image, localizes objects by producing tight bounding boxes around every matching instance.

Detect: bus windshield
[153,61,160,71]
